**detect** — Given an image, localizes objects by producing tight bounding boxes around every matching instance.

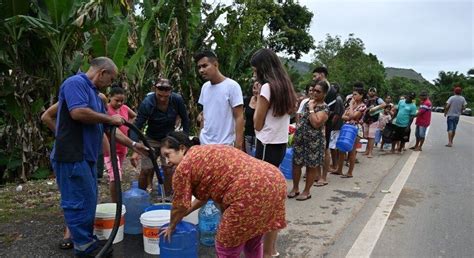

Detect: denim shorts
[415,126,428,139]
[447,116,460,132]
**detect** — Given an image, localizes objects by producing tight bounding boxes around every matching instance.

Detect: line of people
[43,48,467,257]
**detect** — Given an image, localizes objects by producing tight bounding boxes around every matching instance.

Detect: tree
[313,34,385,96]
[267,0,315,60]
[431,71,473,107]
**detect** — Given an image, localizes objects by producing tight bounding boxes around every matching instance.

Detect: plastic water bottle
[123,181,151,234]
[198,200,221,246]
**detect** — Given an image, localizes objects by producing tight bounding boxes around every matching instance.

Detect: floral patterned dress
[293,102,329,167]
[172,145,287,248]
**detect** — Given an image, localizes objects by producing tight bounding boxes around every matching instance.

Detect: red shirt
[415,98,432,127]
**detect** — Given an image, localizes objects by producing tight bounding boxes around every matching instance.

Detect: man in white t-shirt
[444,86,468,147]
[194,50,244,149]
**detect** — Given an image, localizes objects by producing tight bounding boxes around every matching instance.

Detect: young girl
[251,48,297,258]
[377,105,392,151]
[104,85,137,202]
[333,84,366,178]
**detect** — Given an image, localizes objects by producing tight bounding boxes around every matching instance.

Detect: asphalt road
[326,112,474,257]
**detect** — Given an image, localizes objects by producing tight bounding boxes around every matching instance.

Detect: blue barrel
[159,221,198,258]
[198,200,221,247]
[123,181,151,234]
[279,148,293,179]
[336,124,358,152]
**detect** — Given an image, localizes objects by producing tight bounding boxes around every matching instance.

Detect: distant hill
[280,58,430,84]
[384,67,429,83]
[280,58,312,74]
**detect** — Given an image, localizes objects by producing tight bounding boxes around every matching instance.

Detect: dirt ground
[0,160,198,257]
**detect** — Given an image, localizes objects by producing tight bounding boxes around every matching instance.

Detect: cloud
[298,0,473,81]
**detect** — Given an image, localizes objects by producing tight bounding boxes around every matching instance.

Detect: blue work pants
[53,160,98,254]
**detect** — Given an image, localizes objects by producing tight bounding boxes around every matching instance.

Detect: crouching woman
[160,131,287,258]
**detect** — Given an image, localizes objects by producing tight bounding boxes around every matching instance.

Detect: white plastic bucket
[140,209,170,255]
[94,203,126,244]
[356,139,368,153]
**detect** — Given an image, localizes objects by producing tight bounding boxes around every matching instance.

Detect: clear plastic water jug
[198,200,221,246]
[336,124,358,152]
[159,221,198,258]
[123,181,150,234]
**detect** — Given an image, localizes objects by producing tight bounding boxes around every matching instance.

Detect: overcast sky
[216,0,472,82]
[294,0,473,82]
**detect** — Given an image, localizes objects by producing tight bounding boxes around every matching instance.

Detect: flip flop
[59,238,74,250]
[314,182,328,187]
[445,144,452,147]
[287,191,300,198]
[296,194,311,201]
[409,146,416,150]
[341,175,353,178]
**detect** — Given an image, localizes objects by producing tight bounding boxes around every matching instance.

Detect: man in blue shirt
[130,78,189,200]
[51,57,148,257]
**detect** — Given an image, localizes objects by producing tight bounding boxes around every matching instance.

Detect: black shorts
[393,125,410,143]
[255,139,287,167]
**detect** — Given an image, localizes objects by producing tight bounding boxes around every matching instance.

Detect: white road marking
[345,125,426,257]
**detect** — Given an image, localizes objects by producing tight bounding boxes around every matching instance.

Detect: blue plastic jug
[123,181,151,234]
[279,148,293,179]
[336,124,358,152]
[198,200,221,246]
[159,221,198,258]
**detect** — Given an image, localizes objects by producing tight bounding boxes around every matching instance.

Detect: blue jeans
[53,160,98,255]
[415,126,428,139]
[447,116,460,132]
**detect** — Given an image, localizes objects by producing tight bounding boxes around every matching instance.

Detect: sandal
[59,238,74,250]
[341,175,353,178]
[287,191,300,199]
[314,182,328,187]
[296,194,311,201]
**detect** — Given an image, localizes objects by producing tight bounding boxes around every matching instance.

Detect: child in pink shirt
[104,85,136,202]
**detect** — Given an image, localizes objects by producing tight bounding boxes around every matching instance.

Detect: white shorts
[329,130,340,150]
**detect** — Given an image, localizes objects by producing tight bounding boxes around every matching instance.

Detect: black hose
[96,122,165,257]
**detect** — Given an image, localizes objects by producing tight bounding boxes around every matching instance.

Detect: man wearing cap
[130,78,190,200]
[391,92,417,153]
[444,86,467,147]
[362,87,386,157]
[409,91,431,151]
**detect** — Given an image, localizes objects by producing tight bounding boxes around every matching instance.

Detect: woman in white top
[251,48,297,258]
